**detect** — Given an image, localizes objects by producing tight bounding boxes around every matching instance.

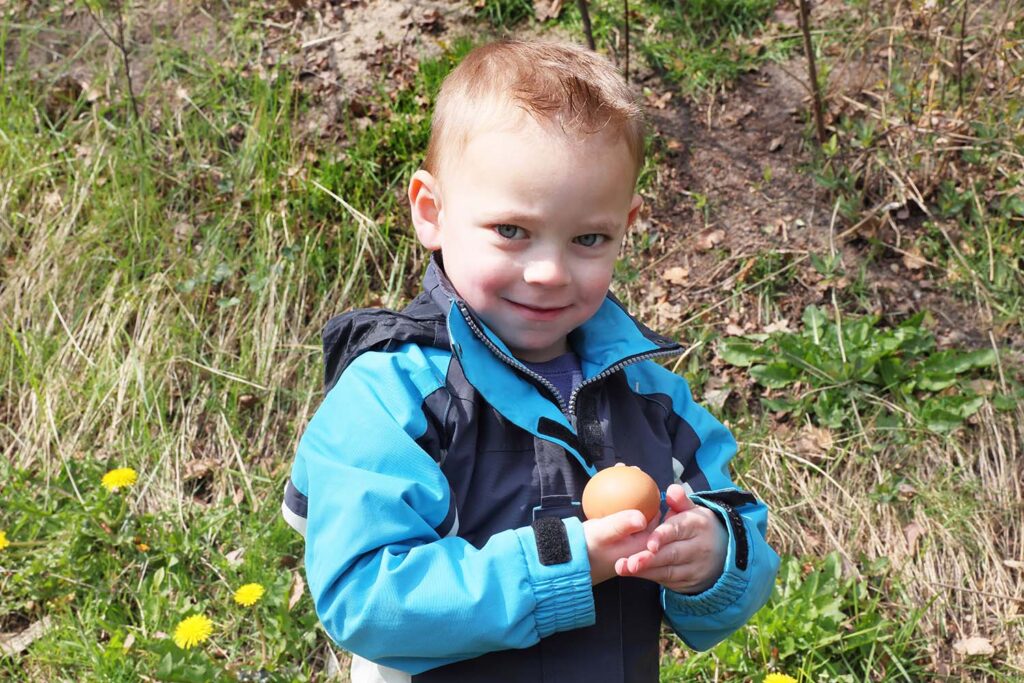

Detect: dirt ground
[12,0,1002,349]
[275,0,1003,352]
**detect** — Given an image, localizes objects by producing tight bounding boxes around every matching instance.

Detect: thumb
[596,509,648,541]
[665,484,695,513]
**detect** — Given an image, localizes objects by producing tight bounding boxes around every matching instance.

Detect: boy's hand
[613,484,728,594]
[582,509,656,585]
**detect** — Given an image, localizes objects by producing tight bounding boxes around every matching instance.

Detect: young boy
[282,40,779,682]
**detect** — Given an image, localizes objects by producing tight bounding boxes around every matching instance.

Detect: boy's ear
[409,169,442,250]
[626,193,643,228]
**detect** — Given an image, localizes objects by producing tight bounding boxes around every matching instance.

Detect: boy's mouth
[506,299,571,320]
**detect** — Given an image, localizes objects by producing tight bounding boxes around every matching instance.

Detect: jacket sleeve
[282,345,595,674]
[641,365,780,651]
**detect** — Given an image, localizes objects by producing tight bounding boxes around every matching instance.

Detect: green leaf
[762,397,801,413]
[919,348,996,376]
[750,362,800,388]
[718,338,771,367]
[918,394,985,432]
[802,305,827,344]
[993,394,1019,411]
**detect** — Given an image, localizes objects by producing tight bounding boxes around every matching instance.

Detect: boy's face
[410,115,642,363]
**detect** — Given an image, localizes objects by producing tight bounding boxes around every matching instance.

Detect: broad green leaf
[920,348,996,376]
[718,338,771,367]
[761,397,801,413]
[993,394,1020,411]
[750,362,800,388]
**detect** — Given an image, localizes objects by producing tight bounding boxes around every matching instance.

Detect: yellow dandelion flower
[233,583,265,607]
[765,674,798,683]
[101,467,138,492]
[172,614,213,650]
[0,531,9,551]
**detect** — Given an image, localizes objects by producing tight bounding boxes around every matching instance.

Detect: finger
[599,509,649,541]
[665,484,694,513]
[647,517,685,553]
[628,561,695,591]
[618,550,662,576]
[649,504,716,552]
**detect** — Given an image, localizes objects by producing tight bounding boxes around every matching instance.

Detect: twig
[85,0,146,153]
[797,0,828,144]
[623,0,630,83]
[577,0,595,51]
[927,580,1024,604]
[957,0,968,109]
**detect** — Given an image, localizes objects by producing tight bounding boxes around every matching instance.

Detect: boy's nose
[523,255,571,287]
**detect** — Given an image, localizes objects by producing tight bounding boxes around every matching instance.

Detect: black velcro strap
[537,418,591,466]
[694,491,757,572]
[698,490,757,508]
[532,517,572,566]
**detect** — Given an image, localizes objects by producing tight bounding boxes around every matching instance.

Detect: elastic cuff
[515,517,595,638]
[664,565,749,617]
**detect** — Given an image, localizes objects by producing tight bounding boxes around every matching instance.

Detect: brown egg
[581,465,661,523]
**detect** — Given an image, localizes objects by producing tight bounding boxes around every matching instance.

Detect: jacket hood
[321,256,448,392]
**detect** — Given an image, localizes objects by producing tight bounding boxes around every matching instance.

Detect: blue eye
[495,224,523,239]
[575,234,606,247]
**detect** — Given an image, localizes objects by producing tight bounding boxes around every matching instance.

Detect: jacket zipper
[454,301,569,412]
[454,301,684,419]
[566,346,684,417]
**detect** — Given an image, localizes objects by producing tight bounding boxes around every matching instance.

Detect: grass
[2,0,1023,680]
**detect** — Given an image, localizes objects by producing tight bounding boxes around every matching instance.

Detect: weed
[719,305,1010,435]
[661,554,930,681]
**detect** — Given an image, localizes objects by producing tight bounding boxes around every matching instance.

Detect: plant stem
[623,0,630,83]
[797,0,828,144]
[957,0,968,110]
[576,0,596,51]
[85,0,146,154]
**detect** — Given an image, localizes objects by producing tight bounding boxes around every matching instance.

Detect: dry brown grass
[741,404,1024,674]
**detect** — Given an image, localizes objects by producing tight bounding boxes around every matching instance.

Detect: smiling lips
[506,299,571,321]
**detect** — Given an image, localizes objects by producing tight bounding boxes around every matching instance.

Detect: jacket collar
[422,253,684,475]
[422,251,682,379]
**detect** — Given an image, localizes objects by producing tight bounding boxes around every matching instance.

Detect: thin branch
[85,0,146,153]
[797,0,828,144]
[957,0,968,110]
[624,0,630,83]
[576,0,595,51]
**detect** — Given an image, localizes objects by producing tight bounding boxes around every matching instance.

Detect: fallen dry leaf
[288,571,306,611]
[656,301,683,323]
[953,636,995,657]
[183,457,218,481]
[696,229,726,252]
[903,521,926,551]
[897,482,917,500]
[645,89,672,109]
[704,387,731,410]
[532,0,564,20]
[725,323,745,336]
[794,425,834,458]
[763,318,791,334]
[902,246,928,270]
[662,266,689,285]
[768,135,785,152]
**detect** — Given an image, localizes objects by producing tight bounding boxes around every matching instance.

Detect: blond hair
[424,40,646,182]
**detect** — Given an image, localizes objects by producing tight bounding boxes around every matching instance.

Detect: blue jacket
[283,257,779,682]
